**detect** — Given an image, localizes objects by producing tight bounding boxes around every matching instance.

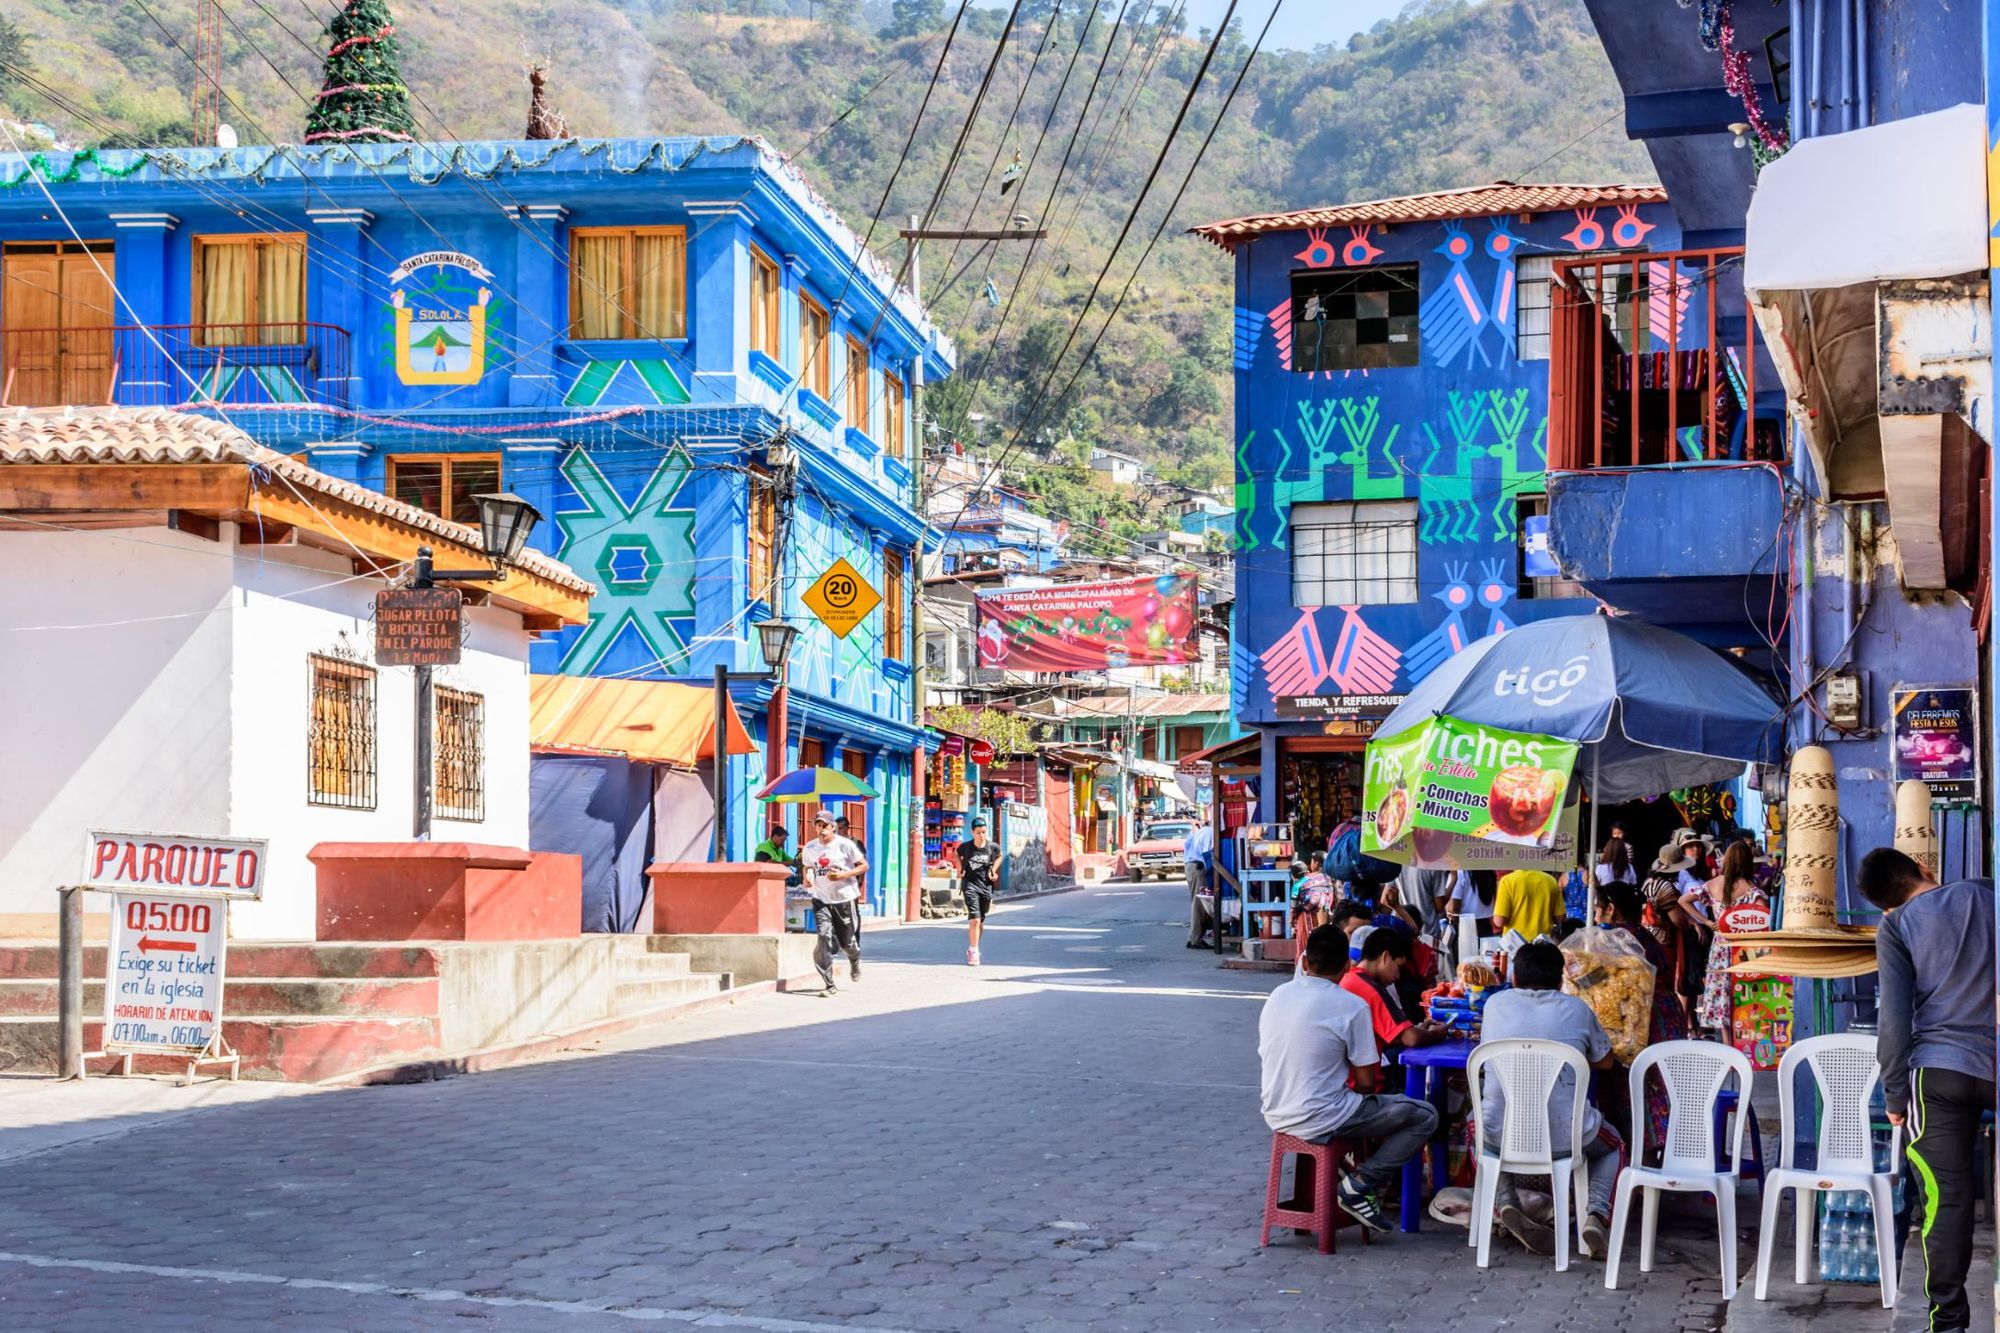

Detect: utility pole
[900,217,1044,920]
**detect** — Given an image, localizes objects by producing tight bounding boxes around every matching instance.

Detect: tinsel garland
[327,24,394,59]
[1677,0,1787,157]
[0,148,151,189]
[313,82,407,101]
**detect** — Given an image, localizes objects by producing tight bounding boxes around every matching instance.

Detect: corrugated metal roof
[1189,181,1669,251]
[0,407,594,594]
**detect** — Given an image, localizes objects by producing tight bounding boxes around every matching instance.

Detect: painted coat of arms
[389,250,492,385]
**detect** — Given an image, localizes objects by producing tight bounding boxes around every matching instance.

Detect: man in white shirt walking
[1184,820,1217,947]
[802,810,866,995]
[1258,924,1440,1231]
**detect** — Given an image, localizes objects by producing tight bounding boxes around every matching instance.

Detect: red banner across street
[975,573,1199,672]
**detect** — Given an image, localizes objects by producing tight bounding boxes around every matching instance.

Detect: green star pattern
[553,448,697,676]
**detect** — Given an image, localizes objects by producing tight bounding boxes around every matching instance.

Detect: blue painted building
[1192,182,1682,851]
[0,135,952,915]
[1572,2,1992,903]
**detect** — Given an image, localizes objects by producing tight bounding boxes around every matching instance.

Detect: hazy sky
[1173,0,1414,50]
[970,2,1418,51]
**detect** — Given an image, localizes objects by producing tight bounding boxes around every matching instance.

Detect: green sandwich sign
[1362,714,1579,861]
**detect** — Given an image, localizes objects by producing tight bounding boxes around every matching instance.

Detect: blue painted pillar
[108,213,173,327]
[504,441,563,549]
[305,208,372,414]
[685,205,750,405]
[509,204,568,408]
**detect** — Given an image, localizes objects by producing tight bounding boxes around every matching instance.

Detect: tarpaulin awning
[1744,103,1986,296]
[1178,734,1259,772]
[530,675,756,768]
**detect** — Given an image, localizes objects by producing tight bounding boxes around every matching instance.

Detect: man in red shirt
[1340,929,1450,1065]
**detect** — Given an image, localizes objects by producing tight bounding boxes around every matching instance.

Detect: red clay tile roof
[0,407,594,594]
[1189,181,1669,251]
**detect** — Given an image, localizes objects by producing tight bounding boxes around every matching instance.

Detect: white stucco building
[0,409,593,939]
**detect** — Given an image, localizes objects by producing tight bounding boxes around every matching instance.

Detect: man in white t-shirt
[1258,923,1440,1232]
[802,810,867,995]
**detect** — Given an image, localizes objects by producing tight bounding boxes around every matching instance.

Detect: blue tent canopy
[1376,614,1784,803]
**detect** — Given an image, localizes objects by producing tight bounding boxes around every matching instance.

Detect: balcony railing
[1,322,352,411]
[1547,247,1780,470]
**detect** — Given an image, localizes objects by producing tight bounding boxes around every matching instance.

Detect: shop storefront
[1255,694,1406,857]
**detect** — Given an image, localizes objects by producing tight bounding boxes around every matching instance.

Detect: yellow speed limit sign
[802,557,881,638]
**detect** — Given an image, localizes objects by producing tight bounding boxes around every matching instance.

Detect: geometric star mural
[550,447,697,677]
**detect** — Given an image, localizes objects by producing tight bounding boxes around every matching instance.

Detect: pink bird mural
[1260,609,1329,698]
[1324,606,1401,695]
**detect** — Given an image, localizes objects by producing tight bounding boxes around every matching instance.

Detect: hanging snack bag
[1558,926,1655,1064]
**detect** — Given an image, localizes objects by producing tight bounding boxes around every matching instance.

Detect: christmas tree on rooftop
[303,0,415,145]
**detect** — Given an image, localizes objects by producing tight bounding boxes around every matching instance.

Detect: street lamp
[473,493,543,567]
[711,617,798,863]
[755,617,799,672]
[408,496,544,840]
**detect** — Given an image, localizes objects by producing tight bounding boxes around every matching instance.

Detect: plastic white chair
[1752,1035,1900,1308]
[1604,1039,1754,1297]
[1467,1038,1593,1271]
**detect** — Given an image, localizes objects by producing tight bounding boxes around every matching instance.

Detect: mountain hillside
[0,0,1649,504]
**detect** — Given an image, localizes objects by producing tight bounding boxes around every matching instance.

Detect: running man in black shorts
[957,816,1000,966]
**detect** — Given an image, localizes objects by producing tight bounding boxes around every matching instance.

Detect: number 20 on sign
[802,557,881,639]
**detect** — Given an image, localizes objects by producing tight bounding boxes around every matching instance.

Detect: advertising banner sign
[103,893,228,1058]
[1361,715,1579,857]
[1275,693,1406,719]
[1889,684,1979,804]
[1364,797,1583,874]
[975,573,1197,671]
[83,831,267,900]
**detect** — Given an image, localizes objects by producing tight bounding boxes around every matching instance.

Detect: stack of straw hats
[1723,746,1878,979]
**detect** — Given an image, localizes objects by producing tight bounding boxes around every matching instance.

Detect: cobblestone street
[0,882,1938,1331]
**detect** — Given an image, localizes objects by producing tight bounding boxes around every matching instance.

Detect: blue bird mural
[1400,559,1475,683]
[1417,221,1488,370]
[1476,557,1517,637]
[1482,219,1522,364]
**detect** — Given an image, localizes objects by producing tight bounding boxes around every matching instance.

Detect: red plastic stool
[1260,1132,1371,1254]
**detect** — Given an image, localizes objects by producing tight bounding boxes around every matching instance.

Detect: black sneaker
[1336,1175,1390,1233]
[850,959,862,982]
[822,984,838,997]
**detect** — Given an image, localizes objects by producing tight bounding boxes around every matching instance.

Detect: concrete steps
[610,938,722,1014]
[0,936,733,1083]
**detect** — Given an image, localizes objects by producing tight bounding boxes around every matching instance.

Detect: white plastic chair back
[1469,1038,1589,1166]
[1777,1034,1898,1174]
[1630,1039,1753,1177]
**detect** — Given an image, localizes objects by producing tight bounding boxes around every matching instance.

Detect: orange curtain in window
[200,242,254,346]
[571,232,624,339]
[633,231,684,338]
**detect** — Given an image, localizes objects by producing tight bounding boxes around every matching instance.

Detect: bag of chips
[1559,926,1656,1064]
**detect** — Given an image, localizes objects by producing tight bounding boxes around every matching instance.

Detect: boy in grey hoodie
[1857,848,1996,1332]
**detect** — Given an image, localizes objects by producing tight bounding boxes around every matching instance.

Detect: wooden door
[3,244,114,407]
[58,253,115,405]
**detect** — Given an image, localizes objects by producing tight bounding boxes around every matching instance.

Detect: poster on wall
[389,251,493,386]
[975,573,1197,671]
[1361,714,1579,857]
[1889,684,1979,804]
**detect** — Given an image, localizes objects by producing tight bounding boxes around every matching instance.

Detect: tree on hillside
[303,0,416,144]
[882,0,945,39]
[0,17,31,101]
[821,0,862,26]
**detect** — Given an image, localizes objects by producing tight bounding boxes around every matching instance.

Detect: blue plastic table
[1397,1037,1475,1232]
